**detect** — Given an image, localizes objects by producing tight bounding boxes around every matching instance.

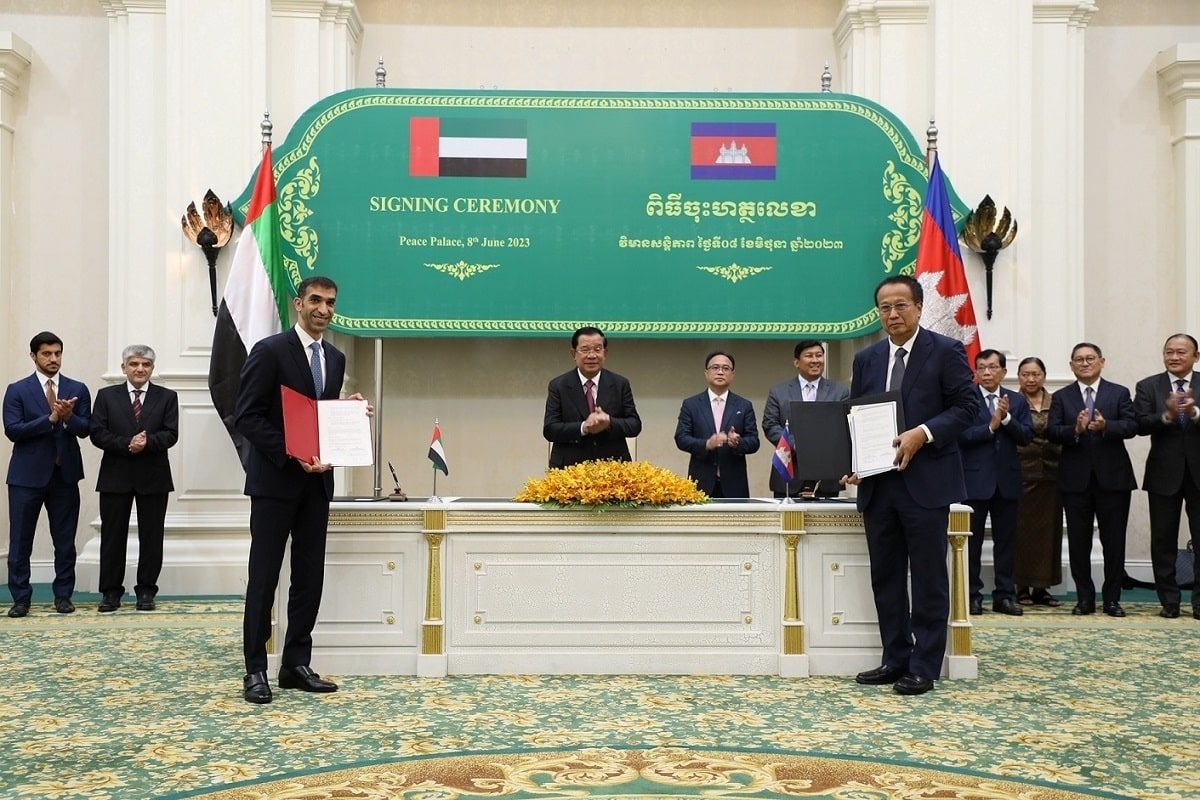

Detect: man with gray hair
[89,345,178,612]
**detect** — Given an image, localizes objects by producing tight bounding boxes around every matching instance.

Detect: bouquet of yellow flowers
[514,460,708,509]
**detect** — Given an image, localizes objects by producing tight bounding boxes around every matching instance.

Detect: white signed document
[316,399,373,466]
[847,400,899,478]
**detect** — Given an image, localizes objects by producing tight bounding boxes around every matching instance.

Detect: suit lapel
[901,329,931,395]
[285,330,320,397]
[571,371,591,419]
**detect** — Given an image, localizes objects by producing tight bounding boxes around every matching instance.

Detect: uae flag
[915,153,981,367]
[207,145,291,469]
[409,117,527,178]
[428,422,449,475]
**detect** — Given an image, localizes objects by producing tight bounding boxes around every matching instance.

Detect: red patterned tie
[584,379,596,412]
[132,389,143,424]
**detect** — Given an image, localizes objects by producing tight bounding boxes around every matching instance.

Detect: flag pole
[429,417,442,503]
[781,420,793,505]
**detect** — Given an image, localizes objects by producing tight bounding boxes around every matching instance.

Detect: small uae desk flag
[427,420,448,500]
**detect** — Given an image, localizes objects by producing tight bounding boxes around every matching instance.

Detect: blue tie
[1176,379,1188,426]
[309,342,323,397]
[1084,386,1094,420]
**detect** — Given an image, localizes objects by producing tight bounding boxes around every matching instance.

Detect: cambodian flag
[915,153,980,366]
[690,122,776,180]
[772,423,795,482]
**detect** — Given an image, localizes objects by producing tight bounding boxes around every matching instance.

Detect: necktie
[712,394,724,435]
[1176,378,1188,425]
[309,342,323,397]
[584,379,596,412]
[803,382,815,402]
[132,389,143,424]
[1084,386,1095,420]
[45,379,56,408]
[890,347,907,391]
[987,393,997,414]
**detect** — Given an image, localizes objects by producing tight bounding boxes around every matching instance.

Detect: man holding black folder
[845,275,979,695]
[234,275,363,704]
[762,340,849,497]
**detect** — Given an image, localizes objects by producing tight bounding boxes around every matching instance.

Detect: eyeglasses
[877,302,914,315]
[574,346,605,355]
[976,365,1003,372]
[1071,355,1099,365]
[706,364,734,373]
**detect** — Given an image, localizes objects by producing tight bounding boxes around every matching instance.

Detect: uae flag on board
[207,145,291,469]
[409,117,527,178]
[428,422,449,475]
[690,122,777,180]
[915,153,980,366]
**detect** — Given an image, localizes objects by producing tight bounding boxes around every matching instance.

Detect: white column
[1023,1,1096,373]
[1156,44,1200,338]
[271,0,362,128]
[0,31,31,565]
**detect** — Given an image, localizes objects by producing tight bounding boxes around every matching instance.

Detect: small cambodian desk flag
[772,421,795,482]
[428,421,449,475]
[915,153,981,366]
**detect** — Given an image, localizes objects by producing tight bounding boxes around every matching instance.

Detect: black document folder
[788,391,905,488]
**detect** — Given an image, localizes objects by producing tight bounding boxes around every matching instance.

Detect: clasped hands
[840,427,927,486]
[582,405,611,435]
[1165,389,1196,422]
[48,397,77,424]
[706,428,742,450]
[987,394,1010,432]
[296,392,374,473]
[1074,408,1106,436]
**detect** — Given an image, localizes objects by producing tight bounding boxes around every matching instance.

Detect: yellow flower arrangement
[514,460,708,509]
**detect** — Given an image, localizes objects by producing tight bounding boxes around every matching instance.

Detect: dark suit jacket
[4,373,91,487]
[762,376,850,494]
[959,386,1033,501]
[543,369,641,468]
[90,382,178,494]
[1134,370,1200,496]
[234,329,346,500]
[674,390,760,497]
[1047,379,1137,493]
[850,327,979,510]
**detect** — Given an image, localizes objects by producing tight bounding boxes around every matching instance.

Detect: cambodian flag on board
[915,153,980,366]
[690,122,776,180]
[771,423,795,482]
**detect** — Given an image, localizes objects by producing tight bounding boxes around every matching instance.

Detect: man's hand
[346,392,374,417]
[893,427,926,471]
[50,397,77,424]
[989,394,1009,431]
[583,405,611,435]
[128,431,147,454]
[724,427,741,448]
[298,456,333,473]
[840,473,861,486]
[706,431,729,450]
[1074,408,1091,436]
[1086,409,1107,433]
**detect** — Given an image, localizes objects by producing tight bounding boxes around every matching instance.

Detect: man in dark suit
[843,276,979,695]
[1133,333,1200,620]
[1047,342,1138,618]
[4,331,91,617]
[235,275,365,704]
[674,351,760,498]
[762,339,849,497]
[89,345,179,613]
[543,326,642,468]
[958,349,1033,617]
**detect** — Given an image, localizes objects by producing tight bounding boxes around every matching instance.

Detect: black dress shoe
[243,671,272,704]
[1103,602,1126,618]
[98,593,121,613]
[855,664,906,685]
[278,664,338,693]
[1159,604,1180,619]
[7,602,29,618]
[993,598,1024,616]
[893,673,934,695]
[1071,601,1095,616]
[968,598,984,616]
[135,594,155,611]
[54,597,75,614]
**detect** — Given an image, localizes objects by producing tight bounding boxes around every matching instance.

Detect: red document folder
[281,386,320,463]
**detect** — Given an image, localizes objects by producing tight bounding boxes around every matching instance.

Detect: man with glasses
[1047,343,1138,617]
[762,340,849,497]
[543,326,642,468]
[843,276,978,696]
[1133,334,1200,620]
[958,349,1033,616]
[674,351,760,498]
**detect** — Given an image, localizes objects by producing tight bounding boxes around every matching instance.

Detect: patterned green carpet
[0,589,1196,800]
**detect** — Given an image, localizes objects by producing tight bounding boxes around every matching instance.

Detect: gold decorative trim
[329,510,424,527]
[441,510,778,530]
[949,509,972,534]
[422,533,444,655]
[782,534,804,655]
[425,261,501,281]
[947,531,972,657]
[796,511,864,529]
[783,623,805,654]
[424,509,447,531]
[696,263,772,284]
[950,622,972,656]
[277,156,321,284]
[881,160,922,275]
[780,510,805,532]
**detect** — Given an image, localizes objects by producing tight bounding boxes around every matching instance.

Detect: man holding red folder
[234,275,360,704]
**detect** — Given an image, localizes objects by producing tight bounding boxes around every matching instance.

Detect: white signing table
[272,501,976,679]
